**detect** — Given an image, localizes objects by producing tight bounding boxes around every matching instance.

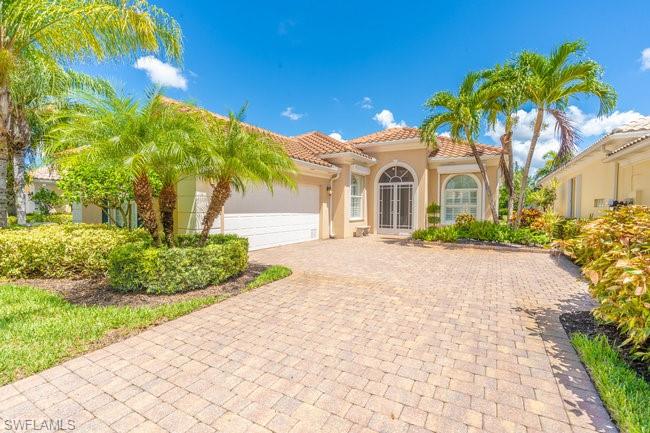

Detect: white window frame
[442,174,481,225]
[350,173,365,221]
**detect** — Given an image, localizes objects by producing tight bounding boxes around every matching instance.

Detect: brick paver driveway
[1,236,615,433]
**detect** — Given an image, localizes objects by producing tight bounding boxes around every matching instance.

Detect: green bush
[412,226,459,243]
[511,208,543,227]
[28,213,73,225]
[564,206,650,359]
[108,236,248,294]
[412,221,549,246]
[0,224,150,279]
[174,233,242,247]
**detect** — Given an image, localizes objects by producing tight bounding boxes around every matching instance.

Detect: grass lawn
[571,333,650,433]
[0,265,292,386]
[246,265,292,290]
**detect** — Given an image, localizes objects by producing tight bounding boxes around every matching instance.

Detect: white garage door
[223,184,320,250]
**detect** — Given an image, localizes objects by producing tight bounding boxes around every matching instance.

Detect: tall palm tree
[482,62,528,221]
[48,91,203,245]
[513,41,616,226]
[8,53,113,225]
[0,0,182,227]
[421,72,500,223]
[194,106,297,244]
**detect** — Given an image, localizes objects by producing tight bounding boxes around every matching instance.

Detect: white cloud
[373,109,406,129]
[281,107,304,121]
[486,106,643,170]
[329,131,345,141]
[438,132,451,138]
[134,56,187,90]
[358,96,373,110]
[641,48,650,71]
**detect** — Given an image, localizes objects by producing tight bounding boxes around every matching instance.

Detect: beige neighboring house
[27,166,69,214]
[539,116,650,219]
[78,102,503,250]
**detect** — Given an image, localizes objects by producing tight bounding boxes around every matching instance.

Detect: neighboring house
[78,102,503,250]
[539,116,650,218]
[27,166,68,214]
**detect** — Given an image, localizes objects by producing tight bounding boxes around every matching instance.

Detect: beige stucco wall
[330,164,370,238]
[550,151,650,218]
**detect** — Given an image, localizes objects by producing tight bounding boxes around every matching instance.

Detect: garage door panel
[223,184,320,250]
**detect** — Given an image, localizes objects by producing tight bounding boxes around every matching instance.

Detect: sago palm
[513,40,616,226]
[0,0,182,226]
[48,91,203,245]
[421,72,500,223]
[194,106,297,244]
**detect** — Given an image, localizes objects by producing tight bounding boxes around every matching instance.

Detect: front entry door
[377,165,415,234]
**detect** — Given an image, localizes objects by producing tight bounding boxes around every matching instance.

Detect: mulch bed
[560,310,650,382]
[11,263,268,308]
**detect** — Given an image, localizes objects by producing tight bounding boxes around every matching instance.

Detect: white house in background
[539,116,650,218]
[27,166,68,214]
[76,99,503,250]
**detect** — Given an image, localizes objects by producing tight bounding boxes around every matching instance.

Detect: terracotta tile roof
[429,136,502,158]
[30,166,60,181]
[349,127,501,158]
[348,127,421,145]
[163,98,499,166]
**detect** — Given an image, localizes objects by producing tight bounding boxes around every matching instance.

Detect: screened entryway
[377,165,415,234]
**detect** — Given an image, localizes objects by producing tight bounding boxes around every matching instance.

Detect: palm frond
[547,108,580,161]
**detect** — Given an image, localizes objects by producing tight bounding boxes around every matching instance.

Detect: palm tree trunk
[133,173,160,245]
[6,147,15,216]
[514,108,545,227]
[499,131,515,222]
[466,133,499,223]
[0,86,9,228]
[12,145,27,225]
[159,183,177,246]
[200,178,231,245]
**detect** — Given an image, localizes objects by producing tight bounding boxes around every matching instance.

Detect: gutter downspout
[328,170,341,238]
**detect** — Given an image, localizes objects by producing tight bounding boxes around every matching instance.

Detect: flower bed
[108,234,248,294]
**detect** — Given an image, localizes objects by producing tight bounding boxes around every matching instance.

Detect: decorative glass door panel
[377,166,414,233]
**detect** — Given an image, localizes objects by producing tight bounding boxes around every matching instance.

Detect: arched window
[443,175,479,224]
[379,166,414,183]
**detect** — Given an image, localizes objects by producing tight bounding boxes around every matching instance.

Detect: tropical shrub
[412,221,549,246]
[412,226,459,243]
[108,236,248,294]
[0,224,150,278]
[454,213,476,227]
[512,208,543,228]
[563,206,650,359]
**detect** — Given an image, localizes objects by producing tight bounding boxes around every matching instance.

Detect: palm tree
[482,62,529,221]
[8,53,113,225]
[194,106,297,244]
[48,91,203,245]
[421,72,500,223]
[0,0,182,227]
[513,40,616,226]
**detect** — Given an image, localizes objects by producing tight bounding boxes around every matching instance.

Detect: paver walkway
[1,236,615,433]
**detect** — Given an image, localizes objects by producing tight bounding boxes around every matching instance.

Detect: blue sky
[77,1,650,166]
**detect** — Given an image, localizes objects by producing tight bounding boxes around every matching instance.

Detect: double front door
[378,182,413,234]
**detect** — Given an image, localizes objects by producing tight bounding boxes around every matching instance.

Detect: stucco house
[539,116,650,218]
[77,104,503,250]
[27,166,69,214]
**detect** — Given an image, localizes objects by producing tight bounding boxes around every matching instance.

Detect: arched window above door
[379,166,414,183]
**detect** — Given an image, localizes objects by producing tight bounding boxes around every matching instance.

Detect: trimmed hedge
[0,224,150,279]
[108,235,248,294]
[563,206,650,360]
